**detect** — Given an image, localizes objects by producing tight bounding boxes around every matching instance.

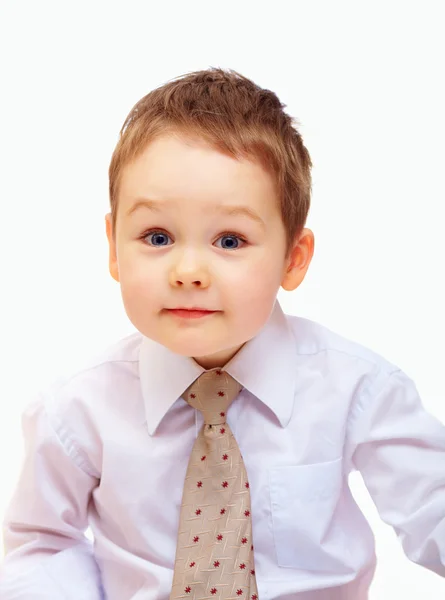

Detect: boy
[1,67,444,599]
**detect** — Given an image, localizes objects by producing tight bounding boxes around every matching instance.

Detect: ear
[281,228,315,291]
[105,213,120,283]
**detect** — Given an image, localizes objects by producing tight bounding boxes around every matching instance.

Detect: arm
[0,392,105,599]
[351,369,445,577]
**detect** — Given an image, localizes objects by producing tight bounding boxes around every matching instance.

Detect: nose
[168,250,211,288]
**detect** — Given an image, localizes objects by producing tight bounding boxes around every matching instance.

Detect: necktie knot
[183,368,243,426]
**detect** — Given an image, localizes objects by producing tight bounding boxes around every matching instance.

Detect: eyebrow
[127,198,266,230]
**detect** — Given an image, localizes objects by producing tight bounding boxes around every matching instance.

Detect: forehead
[118,134,279,214]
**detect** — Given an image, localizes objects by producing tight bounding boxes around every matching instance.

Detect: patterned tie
[170,368,259,600]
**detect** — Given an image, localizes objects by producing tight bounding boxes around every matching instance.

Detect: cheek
[118,254,160,305]
[224,260,281,319]
[223,255,283,292]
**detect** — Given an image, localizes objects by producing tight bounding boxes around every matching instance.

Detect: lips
[166,308,217,319]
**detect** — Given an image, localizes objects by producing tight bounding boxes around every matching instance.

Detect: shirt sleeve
[351,368,445,578]
[0,392,105,599]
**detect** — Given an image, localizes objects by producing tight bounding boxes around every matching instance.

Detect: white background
[0,1,444,597]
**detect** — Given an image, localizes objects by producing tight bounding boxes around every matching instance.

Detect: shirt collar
[139,298,298,435]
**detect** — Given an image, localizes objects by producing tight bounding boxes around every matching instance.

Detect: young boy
[1,67,444,600]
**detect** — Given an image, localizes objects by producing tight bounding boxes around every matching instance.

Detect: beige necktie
[170,368,259,600]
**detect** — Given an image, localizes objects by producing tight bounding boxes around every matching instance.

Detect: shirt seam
[44,394,101,479]
[347,367,402,453]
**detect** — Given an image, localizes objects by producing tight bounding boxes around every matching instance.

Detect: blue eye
[146,231,172,247]
[215,234,243,250]
[141,230,247,250]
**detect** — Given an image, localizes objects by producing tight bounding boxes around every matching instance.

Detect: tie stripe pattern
[170,368,259,600]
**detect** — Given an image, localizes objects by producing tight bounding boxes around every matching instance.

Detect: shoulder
[38,330,145,430]
[284,312,402,380]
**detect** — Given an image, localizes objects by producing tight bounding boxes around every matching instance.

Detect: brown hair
[108,67,312,258]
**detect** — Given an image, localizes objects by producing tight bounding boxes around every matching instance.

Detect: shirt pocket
[268,457,346,573]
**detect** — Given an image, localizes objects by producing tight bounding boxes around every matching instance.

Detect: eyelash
[139,229,248,249]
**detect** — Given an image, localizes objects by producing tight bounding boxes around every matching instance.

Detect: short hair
[109,67,312,258]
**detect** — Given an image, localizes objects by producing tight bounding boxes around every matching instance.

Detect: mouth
[165,308,219,319]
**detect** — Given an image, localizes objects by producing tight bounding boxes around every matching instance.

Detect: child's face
[106,133,312,369]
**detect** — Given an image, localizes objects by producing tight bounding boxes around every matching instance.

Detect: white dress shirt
[1,299,445,599]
